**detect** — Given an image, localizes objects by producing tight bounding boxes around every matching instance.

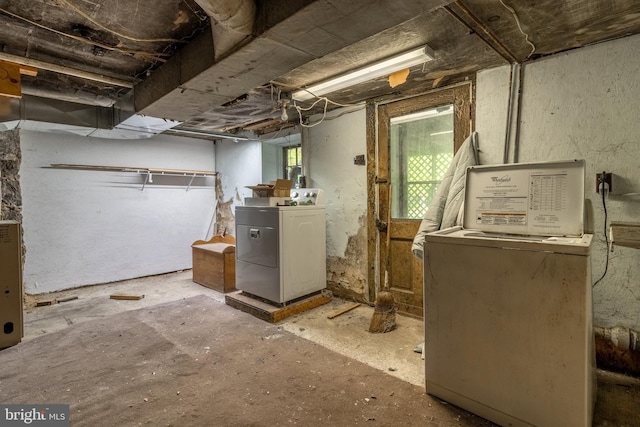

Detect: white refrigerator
[424,160,596,427]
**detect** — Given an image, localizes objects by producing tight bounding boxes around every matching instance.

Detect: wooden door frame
[365,82,474,304]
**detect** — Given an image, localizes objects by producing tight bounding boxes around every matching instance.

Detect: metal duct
[0,95,178,140]
[22,87,116,108]
[194,0,256,34]
[0,96,114,130]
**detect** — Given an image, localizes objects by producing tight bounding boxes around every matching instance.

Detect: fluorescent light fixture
[292,45,435,101]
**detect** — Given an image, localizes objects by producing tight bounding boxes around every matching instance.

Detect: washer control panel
[290,188,324,206]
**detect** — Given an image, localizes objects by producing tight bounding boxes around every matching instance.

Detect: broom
[369,184,397,333]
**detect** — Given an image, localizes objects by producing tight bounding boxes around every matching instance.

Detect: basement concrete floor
[23,270,425,388]
[21,270,640,426]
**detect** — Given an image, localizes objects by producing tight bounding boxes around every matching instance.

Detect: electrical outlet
[596,172,612,193]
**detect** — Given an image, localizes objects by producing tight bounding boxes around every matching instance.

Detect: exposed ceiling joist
[0,51,133,88]
[1,0,640,136]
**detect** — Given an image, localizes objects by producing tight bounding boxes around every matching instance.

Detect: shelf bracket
[186,173,197,192]
[141,171,151,191]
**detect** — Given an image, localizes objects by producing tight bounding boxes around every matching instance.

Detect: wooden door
[367,84,473,317]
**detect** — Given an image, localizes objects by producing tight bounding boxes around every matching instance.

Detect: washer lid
[425,226,593,255]
[463,160,585,237]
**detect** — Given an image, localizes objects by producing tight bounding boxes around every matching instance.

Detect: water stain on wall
[326,215,370,304]
[596,325,640,376]
[215,176,236,234]
[0,129,22,222]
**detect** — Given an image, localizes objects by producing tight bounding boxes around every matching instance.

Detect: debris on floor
[35,299,56,307]
[35,296,79,307]
[414,343,424,354]
[327,302,361,319]
[110,294,145,300]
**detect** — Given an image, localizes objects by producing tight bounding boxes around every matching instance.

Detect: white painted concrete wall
[215,139,262,228]
[475,65,512,165]
[305,108,369,296]
[261,143,280,184]
[20,130,216,294]
[307,108,368,258]
[476,34,640,330]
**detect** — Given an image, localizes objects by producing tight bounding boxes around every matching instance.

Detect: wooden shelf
[610,222,640,250]
[49,163,217,191]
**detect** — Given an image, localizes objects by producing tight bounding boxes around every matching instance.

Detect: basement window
[261,133,302,186]
[283,145,302,186]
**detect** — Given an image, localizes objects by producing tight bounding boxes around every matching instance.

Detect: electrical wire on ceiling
[0,7,169,63]
[261,126,289,142]
[293,97,331,128]
[270,80,361,108]
[270,84,288,113]
[0,1,210,85]
[270,80,362,128]
[132,13,212,80]
[180,0,209,21]
[292,97,366,128]
[58,0,181,43]
[320,105,366,121]
[499,0,536,59]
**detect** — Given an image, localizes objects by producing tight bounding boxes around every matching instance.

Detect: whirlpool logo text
[490,175,511,185]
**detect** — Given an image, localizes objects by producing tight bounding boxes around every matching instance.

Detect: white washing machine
[235,190,326,304]
[423,160,596,427]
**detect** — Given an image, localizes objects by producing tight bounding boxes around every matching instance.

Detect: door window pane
[390,105,454,219]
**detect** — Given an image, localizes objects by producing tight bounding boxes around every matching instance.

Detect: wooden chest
[192,235,236,293]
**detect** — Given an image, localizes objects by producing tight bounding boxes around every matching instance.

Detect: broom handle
[387,184,392,249]
[385,184,392,286]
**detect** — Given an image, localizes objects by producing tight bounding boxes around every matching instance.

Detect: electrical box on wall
[596,172,612,194]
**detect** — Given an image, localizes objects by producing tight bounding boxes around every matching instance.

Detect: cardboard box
[0,221,23,349]
[246,179,292,197]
